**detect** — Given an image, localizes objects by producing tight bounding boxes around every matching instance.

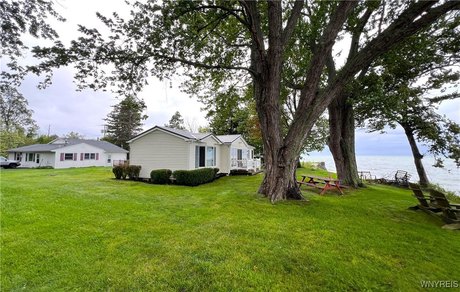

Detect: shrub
[150,169,172,184]
[173,168,217,186]
[113,165,127,179]
[127,165,142,180]
[230,169,250,176]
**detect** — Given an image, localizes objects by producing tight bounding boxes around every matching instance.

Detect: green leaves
[103,96,148,150]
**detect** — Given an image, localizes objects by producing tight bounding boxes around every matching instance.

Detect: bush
[113,165,127,179]
[230,169,250,176]
[127,165,141,180]
[173,168,217,186]
[150,169,172,184]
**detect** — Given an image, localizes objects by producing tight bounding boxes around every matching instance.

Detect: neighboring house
[127,126,261,178]
[7,138,128,168]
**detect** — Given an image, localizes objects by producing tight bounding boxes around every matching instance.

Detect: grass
[1,166,459,291]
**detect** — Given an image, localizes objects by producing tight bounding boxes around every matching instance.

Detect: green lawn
[1,167,458,291]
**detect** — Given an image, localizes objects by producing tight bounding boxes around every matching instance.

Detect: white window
[26,153,35,162]
[83,153,96,160]
[107,155,112,163]
[237,149,243,160]
[206,147,216,167]
[195,146,216,167]
[64,153,74,160]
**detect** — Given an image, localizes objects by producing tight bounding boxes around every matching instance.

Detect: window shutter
[80,153,84,160]
[96,153,99,160]
[195,146,199,168]
[73,153,77,161]
[60,153,64,161]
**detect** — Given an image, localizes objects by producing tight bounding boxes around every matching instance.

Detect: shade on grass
[1,167,458,291]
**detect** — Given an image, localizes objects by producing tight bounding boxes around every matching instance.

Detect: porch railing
[231,159,261,171]
[113,160,128,166]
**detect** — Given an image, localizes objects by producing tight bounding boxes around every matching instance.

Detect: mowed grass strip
[1,167,458,291]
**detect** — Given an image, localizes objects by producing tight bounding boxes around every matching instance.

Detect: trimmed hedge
[230,169,250,176]
[173,168,218,186]
[127,165,142,180]
[150,169,172,184]
[113,165,127,179]
[113,164,141,180]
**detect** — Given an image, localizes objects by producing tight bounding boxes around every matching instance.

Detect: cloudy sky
[12,0,460,156]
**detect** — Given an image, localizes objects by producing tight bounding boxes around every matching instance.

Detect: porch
[230,158,262,172]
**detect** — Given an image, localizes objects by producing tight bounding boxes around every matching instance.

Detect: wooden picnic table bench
[297,175,346,195]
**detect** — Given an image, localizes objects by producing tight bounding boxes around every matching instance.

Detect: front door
[237,149,243,160]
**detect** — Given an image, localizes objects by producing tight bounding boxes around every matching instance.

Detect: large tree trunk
[252,50,303,202]
[248,1,306,202]
[258,149,303,202]
[327,95,360,187]
[402,125,430,187]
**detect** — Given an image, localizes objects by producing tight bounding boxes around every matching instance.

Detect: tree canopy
[0,83,37,134]
[103,96,148,150]
[1,0,64,83]
[353,18,460,185]
[165,111,186,130]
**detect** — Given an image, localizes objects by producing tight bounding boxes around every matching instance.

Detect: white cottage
[127,126,261,178]
[7,138,128,168]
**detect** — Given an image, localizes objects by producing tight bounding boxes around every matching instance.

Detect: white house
[127,126,261,178]
[7,138,128,168]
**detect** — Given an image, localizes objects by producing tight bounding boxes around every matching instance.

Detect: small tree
[165,111,185,130]
[103,96,148,150]
[0,83,38,155]
[65,131,85,139]
[0,83,38,134]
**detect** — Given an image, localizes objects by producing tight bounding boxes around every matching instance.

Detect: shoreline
[302,155,459,196]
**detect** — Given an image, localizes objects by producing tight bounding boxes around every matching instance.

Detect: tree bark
[402,125,430,187]
[327,94,360,187]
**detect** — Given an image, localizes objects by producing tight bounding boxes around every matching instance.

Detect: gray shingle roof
[7,144,59,152]
[216,135,241,143]
[128,126,255,147]
[59,139,128,153]
[159,126,197,139]
[8,139,128,153]
[129,126,220,143]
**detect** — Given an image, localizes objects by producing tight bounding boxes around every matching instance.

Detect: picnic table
[297,175,345,195]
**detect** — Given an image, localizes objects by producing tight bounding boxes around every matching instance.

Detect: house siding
[189,137,222,172]
[129,130,190,178]
[53,143,113,169]
[231,137,249,149]
[9,152,55,168]
[219,145,231,173]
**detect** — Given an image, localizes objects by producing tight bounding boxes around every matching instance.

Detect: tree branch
[285,0,358,148]
[193,5,249,28]
[342,0,459,82]
[282,0,304,49]
[164,56,256,76]
[239,0,266,59]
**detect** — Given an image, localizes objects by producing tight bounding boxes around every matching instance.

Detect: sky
[8,0,460,156]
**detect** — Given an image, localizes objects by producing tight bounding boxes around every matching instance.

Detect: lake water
[303,155,460,196]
